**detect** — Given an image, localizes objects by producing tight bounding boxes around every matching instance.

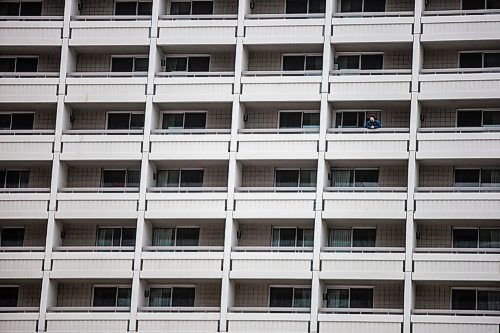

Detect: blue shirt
[365,120,381,129]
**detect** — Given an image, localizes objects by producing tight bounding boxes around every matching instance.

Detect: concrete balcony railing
[70,15,151,45]
[419,68,500,100]
[233,187,316,219]
[421,10,500,42]
[0,188,50,219]
[137,307,221,333]
[145,187,228,219]
[65,72,148,103]
[0,308,40,333]
[323,187,407,219]
[411,309,500,333]
[413,248,500,281]
[45,307,131,333]
[326,128,409,160]
[149,129,231,160]
[329,70,412,101]
[240,71,322,102]
[0,130,55,161]
[414,187,500,219]
[141,246,224,279]
[244,14,325,44]
[237,128,319,160]
[230,246,313,279]
[0,72,59,103]
[0,16,63,46]
[60,130,143,161]
[417,127,500,160]
[154,72,235,102]
[320,247,405,280]
[227,308,310,333]
[158,15,237,45]
[0,247,45,279]
[51,246,134,279]
[319,308,404,333]
[332,12,414,43]
[56,188,140,219]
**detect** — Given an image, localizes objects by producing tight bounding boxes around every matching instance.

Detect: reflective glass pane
[327,289,349,308]
[352,229,376,247]
[16,58,38,72]
[483,111,500,126]
[350,288,373,308]
[305,55,322,70]
[340,0,362,12]
[337,55,360,70]
[152,228,175,246]
[1,228,24,247]
[166,57,188,71]
[452,289,476,310]
[459,52,483,68]
[0,287,18,306]
[163,113,184,129]
[137,1,152,15]
[457,110,482,127]
[479,229,500,248]
[454,169,480,187]
[111,57,134,72]
[270,287,293,307]
[170,1,191,14]
[293,288,311,308]
[107,113,130,129]
[117,288,131,306]
[11,113,34,130]
[102,170,127,187]
[115,1,137,15]
[300,169,317,187]
[121,228,136,246]
[192,1,213,14]
[275,169,299,187]
[93,287,117,306]
[354,169,378,187]
[20,2,42,15]
[176,228,200,246]
[361,54,383,70]
[283,55,305,71]
[364,0,385,12]
[0,3,20,16]
[453,228,478,248]
[188,57,210,72]
[285,0,308,13]
[172,287,195,306]
[279,112,302,128]
[184,113,206,129]
[180,170,204,187]
[149,288,171,307]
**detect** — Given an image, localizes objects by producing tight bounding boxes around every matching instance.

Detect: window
[111,56,148,72]
[272,227,313,247]
[162,112,207,130]
[326,288,373,308]
[462,0,500,9]
[337,54,384,70]
[101,169,140,187]
[452,289,500,311]
[93,286,131,307]
[0,170,30,188]
[0,287,18,307]
[115,1,152,15]
[152,227,200,246]
[282,54,322,71]
[0,57,38,72]
[0,228,24,247]
[170,1,213,15]
[275,169,317,187]
[166,56,210,72]
[149,287,196,307]
[457,110,500,127]
[0,113,34,130]
[269,287,311,308]
[454,169,500,187]
[96,227,136,247]
[107,112,144,130]
[453,228,500,248]
[335,110,381,128]
[329,228,376,247]
[331,168,379,187]
[0,2,42,16]
[279,111,320,129]
[285,0,325,14]
[157,169,204,187]
[459,51,500,68]
[340,0,385,12]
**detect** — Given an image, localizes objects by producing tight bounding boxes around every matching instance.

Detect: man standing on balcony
[365,115,381,129]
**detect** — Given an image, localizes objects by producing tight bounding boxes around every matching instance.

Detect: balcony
[411,310,500,333]
[154,72,235,102]
[0,73,59,103]
[45,307,131,333]
[230,246,313,279]
[0,309,40,333]
[421,10,500,42]
[0,130,54,161]
[237,128,319,160]
[233,187,316,219]
[70,16,151,46]
[60,130,143,161]
[419,68,500,100]
[227,308,310,333]
[319,308,404,333]
[141,246,224,279]
[145,188,228,219]
[0,247,44,279]
[323,188,407,219]
[158,15,237,45]
[326,128,409,160]
[320,247,405,280]
[240,71,322,102]
[56,188,139,219]
[417,128,500,160]
[137,307,220,333]
[414,187,500,219]
[0,189,50,219]
[50,246,134,279]
[332,12,414,44]
[413,248,500,281]
[149,129,230,161]
[0,17,63,46]
[244,14,324,44]
[65,72,147,103]
[329,70,412,101]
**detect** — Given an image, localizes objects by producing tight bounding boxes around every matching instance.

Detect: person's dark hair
[368,114,377,120]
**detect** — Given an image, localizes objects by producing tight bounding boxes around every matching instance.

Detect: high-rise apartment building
[0,0,499,332]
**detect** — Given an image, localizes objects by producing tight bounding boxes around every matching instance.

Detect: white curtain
[329,229,351,247]
[152,228,175,246]
[333,170,351,187]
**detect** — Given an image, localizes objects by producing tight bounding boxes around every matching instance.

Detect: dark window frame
[92,285,132,307]
[328,227,377,247]
[169,0,214,15]
[110,56,149,72]
[157,169,204,187]
[335,110,382,128]
[165,55,211,72]
[326,287,374,308]
[95,226,136,247]
[101,169,141,188]
[331,168,379,187]
[114,1,153,15]
[278,111,320,129]
[282,54,323,71]
[0,56,39,72]
[161,112,208,130]
[454,168,500,187]
[106,112,145,130]
[336,53,384,71]
[274,168,317,187]
[271,227,314,247]
[458,51,500,69]
[269,286,312,308]
[456,109,500,127]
